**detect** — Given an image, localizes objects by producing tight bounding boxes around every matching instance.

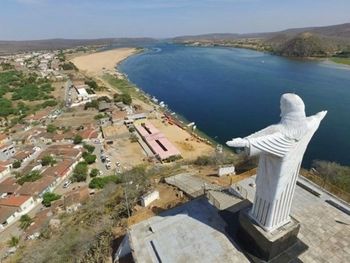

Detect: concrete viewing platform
[116,175,350,263]
[235,176,350,263]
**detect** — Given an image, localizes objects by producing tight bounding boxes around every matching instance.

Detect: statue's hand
[316,110,327,120]
[226,138,249,148]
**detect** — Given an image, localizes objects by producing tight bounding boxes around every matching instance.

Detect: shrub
[8,236,19,247]
[73,134,83,144]
[83,144,95,153]
[17,171,42,185]
[0,98,14,117]
[90,168,100,178]
[13,160,21,169]
[114,93,132,105]
[41,155,56,166]
[19,214,33,230]
[61,62,76,71]
[85,79,98,90]
[89,175,121,189]
[42,192,61,207]
[83,153,97,164]
[71,162,88,182]
[46,124,57,133]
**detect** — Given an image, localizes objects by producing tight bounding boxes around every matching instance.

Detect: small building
[135,121,181,162]
[0,177,20,197]
[0,195,34,210]
[75,84,90,101]
[98,117,112,127]
[41,159,76,180]
[218,165,236,177]
[17,176,58,199]
[78,128,100,142]
[0,143,16,161]
[126,112,148,122]
[111,110,127,125]
[0,206,18,230]
[0,165,11,180]
[98,101,113,112]
[141,190,159,207]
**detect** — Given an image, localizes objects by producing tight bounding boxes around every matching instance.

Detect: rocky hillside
[173,23,350,58]
[269,32,341,57]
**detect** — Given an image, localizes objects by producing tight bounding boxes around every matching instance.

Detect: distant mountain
[173,23,350,57]
[0,38,157,55]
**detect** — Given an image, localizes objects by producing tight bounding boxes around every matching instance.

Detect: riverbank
[70,48,137,76]
[180,41,350,68]
[70,48,216,161]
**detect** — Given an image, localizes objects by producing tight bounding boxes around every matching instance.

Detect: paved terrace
[128,197,249,263]
[234,176,350,263]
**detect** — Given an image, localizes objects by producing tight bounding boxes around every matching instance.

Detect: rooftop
[0,195,31,207]
[128,197,248,263]
[17,176,56,196]
[135,121,181,160]
[0,205,18,223]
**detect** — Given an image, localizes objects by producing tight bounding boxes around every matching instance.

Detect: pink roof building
[135,122,181,161]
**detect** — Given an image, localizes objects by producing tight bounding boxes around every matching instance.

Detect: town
[0,46,232,260]
[1,43,350,262]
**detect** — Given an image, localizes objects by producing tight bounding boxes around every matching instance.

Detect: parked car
[63,180,72,188]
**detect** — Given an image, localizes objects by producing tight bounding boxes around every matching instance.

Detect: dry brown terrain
[150,118,214,161]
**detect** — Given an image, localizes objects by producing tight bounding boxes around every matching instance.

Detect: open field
[70,48,137,76]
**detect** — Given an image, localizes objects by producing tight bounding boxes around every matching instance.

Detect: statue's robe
[245,114,324,231]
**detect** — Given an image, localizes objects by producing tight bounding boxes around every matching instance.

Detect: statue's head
[280,93,306,120]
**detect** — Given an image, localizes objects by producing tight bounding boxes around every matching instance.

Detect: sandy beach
[70,48,137,76]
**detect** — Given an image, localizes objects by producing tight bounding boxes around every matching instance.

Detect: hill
[0,38,157,55]
[173,23,350,58]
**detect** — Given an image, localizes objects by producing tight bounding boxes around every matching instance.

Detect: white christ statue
[226,93,326,232]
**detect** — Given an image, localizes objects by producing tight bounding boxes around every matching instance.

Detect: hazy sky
[0,0,349,40]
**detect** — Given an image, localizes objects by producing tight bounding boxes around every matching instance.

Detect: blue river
[119,43,350,167]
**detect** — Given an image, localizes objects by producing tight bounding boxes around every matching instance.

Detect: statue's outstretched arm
[226,124,294,158]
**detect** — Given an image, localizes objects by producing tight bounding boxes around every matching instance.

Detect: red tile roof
[0,195,31,207]
[79,128,99,140]
[16,176,56,196]
[41,159,75,177]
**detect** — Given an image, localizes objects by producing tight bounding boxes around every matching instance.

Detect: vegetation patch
[89,175,121,189]
[17,170,42,185]
[42,192,61,207]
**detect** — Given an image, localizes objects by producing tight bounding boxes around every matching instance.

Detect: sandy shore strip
[70,48,137,76]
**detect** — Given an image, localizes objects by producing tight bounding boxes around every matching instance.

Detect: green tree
[42,192,61,207]
[90,168,100,178]
[41,155,56,166]
[83,144,95,153]
[71,162,88,182]
[114,93,132,105]
[73,134,83,144]
[83,152,96,164]
[85,79,99,90]
[19,214,33,230]
[13,160,21,169]
[121,93,132,105]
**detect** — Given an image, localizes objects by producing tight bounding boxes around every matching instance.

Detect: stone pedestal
[237,207,301,262]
